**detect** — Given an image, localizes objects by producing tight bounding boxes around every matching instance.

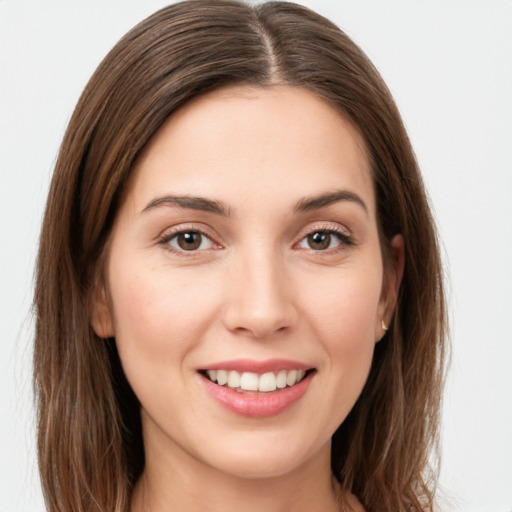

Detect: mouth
[198,359,316,417]
[199,368,314,394]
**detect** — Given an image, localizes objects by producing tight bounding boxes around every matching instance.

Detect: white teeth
[240,372,259,391]
[205,368,309,392]
[276,370,287,389]
[227,370,240,388]
[286,369,298,386]
[216,369,228,386]
[259,372,277,392]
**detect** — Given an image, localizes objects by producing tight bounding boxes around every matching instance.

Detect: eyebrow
[294,189,368,215]
[141,195,230,216]
[141,189,367,217]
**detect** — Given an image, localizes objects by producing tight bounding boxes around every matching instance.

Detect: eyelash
[157,224,354,256]
[296,225,354,252]
[158,226,220,256]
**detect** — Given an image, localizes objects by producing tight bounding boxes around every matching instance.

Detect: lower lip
[200,373,313,418]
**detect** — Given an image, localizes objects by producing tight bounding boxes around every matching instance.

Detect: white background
[1,1,511,511]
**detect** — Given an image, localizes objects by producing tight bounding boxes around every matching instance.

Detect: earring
[381,320,388,332]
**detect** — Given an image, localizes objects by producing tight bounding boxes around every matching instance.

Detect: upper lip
[199,358,314,374]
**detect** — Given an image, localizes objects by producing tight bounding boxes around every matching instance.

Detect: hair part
[34,2,447,511]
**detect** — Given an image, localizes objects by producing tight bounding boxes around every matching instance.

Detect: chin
[199,433,329,480]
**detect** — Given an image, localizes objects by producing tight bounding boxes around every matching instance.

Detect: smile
[199,360,316,417]
[204,369,309,393]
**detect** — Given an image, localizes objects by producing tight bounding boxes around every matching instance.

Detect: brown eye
[167,231,214,252]
[297,229,352,251]
[307,232,332,250]
[177,232,201,250]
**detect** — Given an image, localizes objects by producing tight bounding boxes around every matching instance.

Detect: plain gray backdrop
[1,1,511,510]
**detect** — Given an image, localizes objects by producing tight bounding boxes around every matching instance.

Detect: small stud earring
[381,320,388,332]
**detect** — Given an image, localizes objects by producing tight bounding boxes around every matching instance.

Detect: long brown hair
[34,1,447,511]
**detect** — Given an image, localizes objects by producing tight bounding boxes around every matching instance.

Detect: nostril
[221,279,299,338]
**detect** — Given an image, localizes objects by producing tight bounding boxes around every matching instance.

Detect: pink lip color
[200,371,313,418]
[201,358,311,374]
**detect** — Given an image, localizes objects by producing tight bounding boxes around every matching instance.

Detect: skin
[92,86,403,512]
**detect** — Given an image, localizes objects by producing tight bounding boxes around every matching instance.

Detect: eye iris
[177,232,201,250]
[308,231,331,250]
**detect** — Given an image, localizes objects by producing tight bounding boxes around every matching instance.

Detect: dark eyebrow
[141,195,230,216]
[294,189,368,215]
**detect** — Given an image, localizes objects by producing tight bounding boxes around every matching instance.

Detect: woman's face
[93,86,400,480]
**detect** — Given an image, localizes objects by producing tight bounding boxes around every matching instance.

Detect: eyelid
[155,221,353,256]
[293,222,354,250]
[296,221,352,238]
[157,223,223,255]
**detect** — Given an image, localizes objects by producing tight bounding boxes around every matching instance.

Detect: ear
[90,282,115,339]
[375,234,405,341]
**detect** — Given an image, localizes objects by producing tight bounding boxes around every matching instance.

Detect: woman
[33,1,447,511]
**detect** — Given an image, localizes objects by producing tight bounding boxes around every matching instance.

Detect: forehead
[127,85,375,217]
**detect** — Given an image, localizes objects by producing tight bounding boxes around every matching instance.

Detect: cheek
[299,266,382,399]
[113,264,214,331]
[304,267,382,346]
[107,265,219,391]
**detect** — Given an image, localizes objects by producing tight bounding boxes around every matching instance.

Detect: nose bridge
[223,243,297,337]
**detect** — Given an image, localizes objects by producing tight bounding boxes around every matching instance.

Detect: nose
[221,249,298,339]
